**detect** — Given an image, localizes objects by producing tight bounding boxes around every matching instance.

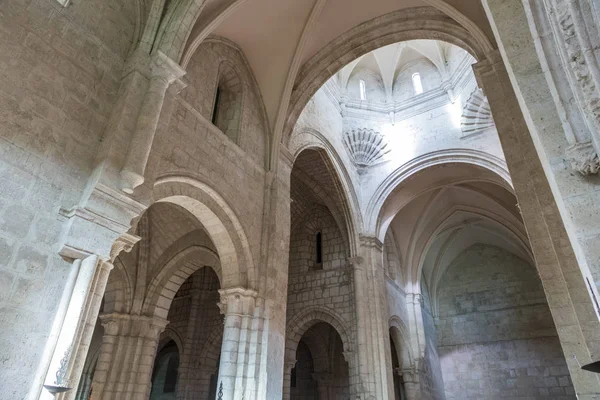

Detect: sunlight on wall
[447,100,463,129]
[381,121,416,163]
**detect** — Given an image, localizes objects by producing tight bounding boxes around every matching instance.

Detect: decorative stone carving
[549,0,600,174]
[343,128,390,171]
[460,88,494,137]
[566,141,600,175]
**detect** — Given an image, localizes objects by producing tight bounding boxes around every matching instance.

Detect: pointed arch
[366,149,511,239]
[283,7,493,147]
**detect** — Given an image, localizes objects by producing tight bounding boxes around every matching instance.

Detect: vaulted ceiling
[182,0,497,133]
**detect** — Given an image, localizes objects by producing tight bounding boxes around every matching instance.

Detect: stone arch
[159,325,186,357]
[290,132,362,256]
[142,245,220,319]
[411,205,532,312]
[366,149,511,239]
[283,7,494,146]
[285,305,353,363]
[388,316,413,370]
[152,174,257,289]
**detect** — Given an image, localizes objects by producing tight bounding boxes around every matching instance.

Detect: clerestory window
[412,72,423,95]
[359,79,367,101]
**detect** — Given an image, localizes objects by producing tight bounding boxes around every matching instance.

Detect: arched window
[412,73,423,95]
[211,63,243,143]
[315,232,323,265]
[359,79,367,101]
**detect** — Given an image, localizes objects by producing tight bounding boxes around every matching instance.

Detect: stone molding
[566,141,600,175]
[359,234,384,251]
[58,183,145,261]
[99,313,169,338]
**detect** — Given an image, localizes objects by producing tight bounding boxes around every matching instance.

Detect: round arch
[365,149,511,239]
[142,245,221,319]
[285,306,353,363]
[153,175,257,289]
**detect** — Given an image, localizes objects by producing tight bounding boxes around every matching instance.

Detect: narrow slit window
[412,73,423,95]
[211,86,221,124]
[315,232,322,264]
[359,79,367,101]
[290,366,297,388]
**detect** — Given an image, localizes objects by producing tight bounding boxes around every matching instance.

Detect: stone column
[216,287,265,400]
[350,236,395,399]
[41,256,112,400]
[281,360,297,400]
[473,50,600,396]
[119,51,185,193]
[89,313,168,400]
[400,368,421,400]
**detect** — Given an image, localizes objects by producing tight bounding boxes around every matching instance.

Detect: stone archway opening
[89,194,249,400]
[150,266,223,400]
[289,322,350,400]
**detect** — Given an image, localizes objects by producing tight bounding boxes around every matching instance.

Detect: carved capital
[150,51,186,85]
[99,313,169,338]
[359,234,383,251]
[218,287,259,316]
[566,141,600,175]
[110,232,141,261]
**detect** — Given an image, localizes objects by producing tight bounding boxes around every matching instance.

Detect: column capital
[399,367,421,384]
[359,234,383,251]
[123,49,186,85]
[149,50,186,85]
[99,313,169,338]
[110,232,141,262]
[284,360,297,373]
[217,287,259,316]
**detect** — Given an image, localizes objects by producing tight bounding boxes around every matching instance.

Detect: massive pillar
[89,313,168,400]
[351,235,395,399]
[216,287,265,400]
[474,49,600,397]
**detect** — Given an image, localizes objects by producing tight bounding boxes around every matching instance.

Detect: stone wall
[287,206,354,327]
[142,41,269,271]
[0,0,136,397]
[436,244,575,399]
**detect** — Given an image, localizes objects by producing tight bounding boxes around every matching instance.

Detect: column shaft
[474,50,600,396]
[90,313,168,400]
